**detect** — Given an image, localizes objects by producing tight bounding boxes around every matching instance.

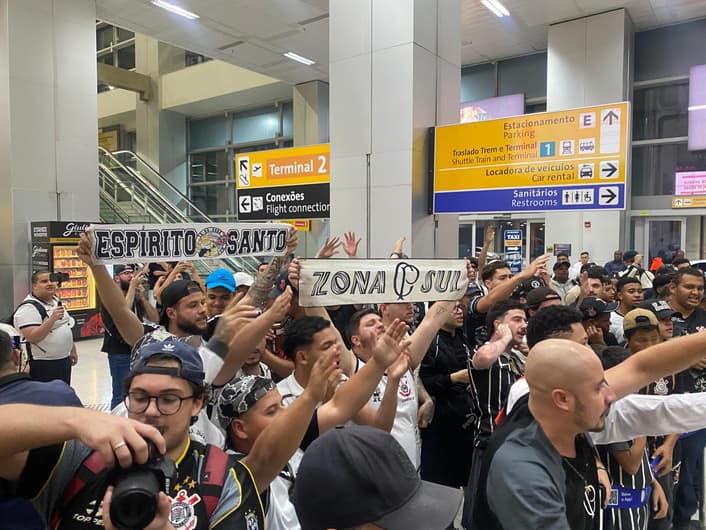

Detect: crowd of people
[2,227,706,530]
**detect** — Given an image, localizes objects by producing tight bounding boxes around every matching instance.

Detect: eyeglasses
[453,304,464,312]
[124,391,194,415]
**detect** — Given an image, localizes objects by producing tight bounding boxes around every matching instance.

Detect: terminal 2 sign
[235,144,330,221]
[432,102,630,214]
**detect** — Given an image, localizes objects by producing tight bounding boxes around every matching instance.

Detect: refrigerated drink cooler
[30,221,103,339]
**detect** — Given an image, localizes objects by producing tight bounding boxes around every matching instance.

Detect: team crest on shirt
[169,490,201,530]
[653,377,670,395]
[398,374,412,398]
[244,509,260,530]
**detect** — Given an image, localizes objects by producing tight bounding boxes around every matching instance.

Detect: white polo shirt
[14,296,74,360]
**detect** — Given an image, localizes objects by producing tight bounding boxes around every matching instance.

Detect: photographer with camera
[0,339,267,530]
[13,270,77,384]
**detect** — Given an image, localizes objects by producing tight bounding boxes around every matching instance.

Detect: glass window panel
[632,143,706,196]
[458,224,474,258]
[116,27,134,43]
[97,52,113,66]
[190,116,228,150]
[633,84,689,141]
[189,183,231,216]
[117,45,135,70]
[232,108,280,144]
[461,63,495,103]
[96,26,113,50]
[282,102,294,138]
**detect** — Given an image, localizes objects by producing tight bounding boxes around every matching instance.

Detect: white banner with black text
[298,258,467,307]
[89,223,290,264]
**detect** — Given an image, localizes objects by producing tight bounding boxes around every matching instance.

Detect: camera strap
[50,451,111,529]
[199,444,230,518]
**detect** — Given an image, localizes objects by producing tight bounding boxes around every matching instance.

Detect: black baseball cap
[512,276,544,299]
[579,297,618,319]
[130,340,205,387]
[553,261,570,271]
[639,299,676,320]
[525,287,561,309]
[293,425,461,530]
[113,264,134,275]
[159,280,203,325]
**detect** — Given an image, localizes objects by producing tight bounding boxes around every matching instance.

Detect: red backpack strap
[199,444,230,519]
[50,451,107,529]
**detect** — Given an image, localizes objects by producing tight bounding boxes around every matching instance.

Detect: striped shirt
[468,346,524,447]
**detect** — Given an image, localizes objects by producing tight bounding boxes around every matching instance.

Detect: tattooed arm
[242,228,297,309]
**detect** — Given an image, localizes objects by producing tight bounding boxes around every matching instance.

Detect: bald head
[526,339,614,435]
[526,339,600,399]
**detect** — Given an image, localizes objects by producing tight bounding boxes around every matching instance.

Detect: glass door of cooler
[53,246,96,310]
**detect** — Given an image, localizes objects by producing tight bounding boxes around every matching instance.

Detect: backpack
[50,443,231,529]
[3,299,49,360]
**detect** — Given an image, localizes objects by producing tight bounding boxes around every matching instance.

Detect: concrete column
[293,80,331,257]
[0,0,98,312]
[545,9,633,264]
[135,36,187,192]
[329,0,460,258]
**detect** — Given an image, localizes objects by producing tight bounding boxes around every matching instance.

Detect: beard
[119,279,131,291]
[176,314,206,336]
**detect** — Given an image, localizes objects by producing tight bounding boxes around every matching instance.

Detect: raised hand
[343,232,361,258]
[76,231,96,266]
[287,258,301,291]
[315,237,342,259]
[266,286,293,323]
[372,319,409,368]
[284,227,298,256]
[306,347,342,404]
[214,300,259,345]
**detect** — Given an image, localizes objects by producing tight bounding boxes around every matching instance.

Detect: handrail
[111,149,211,222]
[98,148,189,223]
[97,149,258,275]
[98,186,130,224]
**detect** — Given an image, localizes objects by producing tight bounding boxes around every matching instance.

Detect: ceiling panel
[96,0,706,83]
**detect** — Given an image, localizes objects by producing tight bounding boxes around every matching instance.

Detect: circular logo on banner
[196,227,226,258]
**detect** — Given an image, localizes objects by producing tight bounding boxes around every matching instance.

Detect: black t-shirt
[672,307,706,392]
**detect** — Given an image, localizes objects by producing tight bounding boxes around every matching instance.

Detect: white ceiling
[96,0,706,84]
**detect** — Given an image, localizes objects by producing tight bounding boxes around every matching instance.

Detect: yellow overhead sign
[236,144,330,189]
[433,102,630,213]
[672,196,706,208]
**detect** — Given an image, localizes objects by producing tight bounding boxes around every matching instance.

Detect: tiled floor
[72,337,113,410]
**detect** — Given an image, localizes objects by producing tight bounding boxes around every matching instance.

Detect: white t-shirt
[14,296,74,360]
[277,373,306,406]
[355,358,420,468]
[265,449,303,530]
[610,311,625,344]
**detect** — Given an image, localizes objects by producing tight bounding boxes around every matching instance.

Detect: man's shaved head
[526,339,615,434]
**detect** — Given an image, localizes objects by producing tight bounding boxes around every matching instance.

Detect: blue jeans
[108,354,130,410]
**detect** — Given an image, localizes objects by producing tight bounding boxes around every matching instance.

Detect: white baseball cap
[233,272,254,288]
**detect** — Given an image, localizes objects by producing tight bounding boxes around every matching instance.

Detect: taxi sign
[433,102,630,214]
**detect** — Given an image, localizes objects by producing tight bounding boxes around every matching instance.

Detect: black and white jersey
[468,347,524,447]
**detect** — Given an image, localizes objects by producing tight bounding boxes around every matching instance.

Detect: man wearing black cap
[525,286,561,318]
[551,260,573,303]
[293,424,462,530]
[640,299,676,341]
[101,264,158,409]
[0,340,269,530]
[579,296,619,349]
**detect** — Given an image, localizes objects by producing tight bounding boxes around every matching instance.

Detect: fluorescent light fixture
[150,0,199,20]
[481,0,510,17]
[284,51,315,66]
[689,104,706,112]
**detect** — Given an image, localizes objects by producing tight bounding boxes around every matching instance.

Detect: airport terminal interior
[3,0,706,529]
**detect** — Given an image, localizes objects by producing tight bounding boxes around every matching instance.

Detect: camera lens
[110,470,160,530]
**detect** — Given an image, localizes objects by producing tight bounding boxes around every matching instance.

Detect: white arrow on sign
[239,195,251,213]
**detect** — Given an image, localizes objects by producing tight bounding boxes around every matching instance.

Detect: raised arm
[242,346,339,493]
[606,332,706,400]
[0,404,165,481]
[475,253,550,314]
[406,301,455,370]
[471,323,513,370]
[244,228,297,309]
[77,232,145,346]
[477,224,495,272]
[317,320,409,432]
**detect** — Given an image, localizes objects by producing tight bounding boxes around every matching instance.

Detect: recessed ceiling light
[150,0,199,20]
[481,0,510,18]
[689,104,706,111]
[284,51,315,66]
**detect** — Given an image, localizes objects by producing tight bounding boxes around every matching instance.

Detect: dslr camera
[109,441,177,530]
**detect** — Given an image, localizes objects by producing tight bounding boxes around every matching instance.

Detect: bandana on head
[217,375,276,429]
